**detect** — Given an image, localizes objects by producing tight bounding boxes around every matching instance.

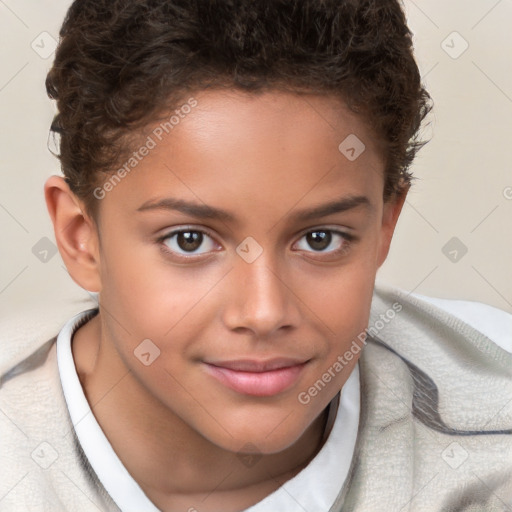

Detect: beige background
[1,0,511,328]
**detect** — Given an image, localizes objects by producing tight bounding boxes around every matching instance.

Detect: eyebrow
[136,195,373,223]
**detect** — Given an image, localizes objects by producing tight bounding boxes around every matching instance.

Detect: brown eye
[160,228,218,257]
[294,228,355,257]
[176,231,203,252]
[306,231,332,251]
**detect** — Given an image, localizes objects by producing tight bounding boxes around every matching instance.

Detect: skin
[45,89,408,511]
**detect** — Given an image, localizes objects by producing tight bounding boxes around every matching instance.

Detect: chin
[205,415,315,456]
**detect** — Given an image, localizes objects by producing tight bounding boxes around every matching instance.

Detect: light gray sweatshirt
[1,286,511,511]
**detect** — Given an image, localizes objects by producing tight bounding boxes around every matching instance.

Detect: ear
[44,175,102,292]
[376,181,410,268]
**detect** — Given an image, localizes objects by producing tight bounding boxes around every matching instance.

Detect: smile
[203,359,310,397]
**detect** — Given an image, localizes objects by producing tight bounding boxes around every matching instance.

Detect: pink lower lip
[204,362,308,397]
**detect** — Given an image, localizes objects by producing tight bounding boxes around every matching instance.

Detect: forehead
[100,89,385,225]
[162,88,383,164]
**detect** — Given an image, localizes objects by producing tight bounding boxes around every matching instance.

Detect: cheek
[300,252,377,336]
[293,263,374,412]
[98,235,221,343]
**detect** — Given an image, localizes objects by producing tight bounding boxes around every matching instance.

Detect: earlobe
[44,175,102,292]
[376,182,410,268]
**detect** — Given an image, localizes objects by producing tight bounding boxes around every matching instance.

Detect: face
[78,90,403,454]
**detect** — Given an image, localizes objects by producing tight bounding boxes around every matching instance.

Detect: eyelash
[156,226,356,262]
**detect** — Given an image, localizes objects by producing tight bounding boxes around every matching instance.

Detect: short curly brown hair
[46,0,432,220]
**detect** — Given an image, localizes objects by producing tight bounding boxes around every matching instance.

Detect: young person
[1,1,511,511]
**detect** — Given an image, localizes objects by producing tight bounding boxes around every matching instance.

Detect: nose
[221,252,301,338]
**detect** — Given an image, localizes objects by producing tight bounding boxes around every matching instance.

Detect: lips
[208,358,307,372]
[203,358,310,396]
